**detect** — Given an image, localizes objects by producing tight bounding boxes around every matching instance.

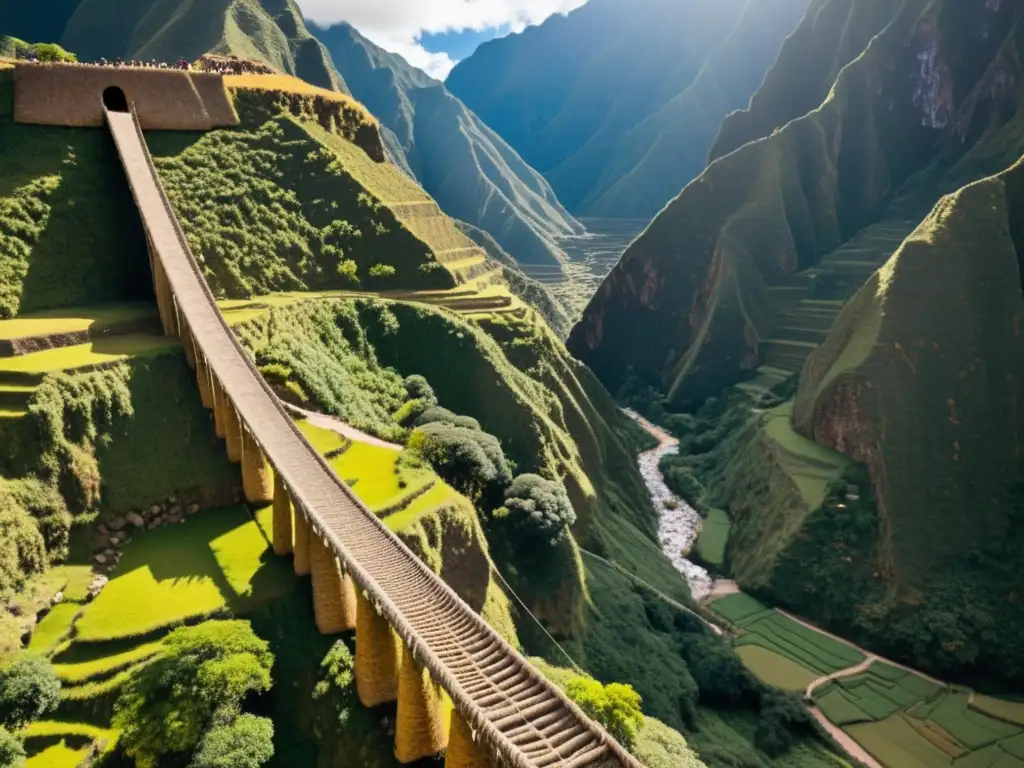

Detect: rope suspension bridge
[105,103,646,768]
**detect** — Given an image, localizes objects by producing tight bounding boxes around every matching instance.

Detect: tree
[409,423,512,501]
[496,474,576,545]
[0,727,25,768]
[192,714,274,768]
[564,677,644,750]
[755,689,808,757]
[114,620,273,767]
[26,43,77,62]
[0,655,60,730]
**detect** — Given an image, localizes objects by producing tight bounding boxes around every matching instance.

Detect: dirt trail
[283,403,403,451]
[806,655,878,698]
[809,707,882,768]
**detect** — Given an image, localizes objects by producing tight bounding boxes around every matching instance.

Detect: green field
[0,336,178,380]
[763,403,847,510]
[0,303,156,341]
[694,507,730,567]
[731,607,863,676]
[27,604,81,654]
[297,419,466,532]
[25,741,91,768]
[74,505,294,642]
[709,592,771,624]
[737,645,819,692]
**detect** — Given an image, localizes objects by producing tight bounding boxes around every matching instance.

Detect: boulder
[51,591,63,605]
[94,554,107,565]
[149,504,162,518]
[187,503,200,515]
[127,512,145,528]
[109,516,127,531]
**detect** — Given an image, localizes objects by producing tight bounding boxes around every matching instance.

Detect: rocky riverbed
[625,409,714,600]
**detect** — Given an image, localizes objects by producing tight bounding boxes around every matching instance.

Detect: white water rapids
[624,409,713,601]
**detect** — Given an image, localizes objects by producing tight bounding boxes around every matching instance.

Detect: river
[625,409,714,600]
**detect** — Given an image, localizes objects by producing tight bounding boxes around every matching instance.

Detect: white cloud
[297,0,589,80]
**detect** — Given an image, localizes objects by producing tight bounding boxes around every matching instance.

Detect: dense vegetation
[0,71,152,317]
[446,0,809,218]
[150,115,451,298]
[113,620,274,766]
[310,21,583,267]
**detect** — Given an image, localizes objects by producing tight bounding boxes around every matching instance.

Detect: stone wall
[14,63,239,130]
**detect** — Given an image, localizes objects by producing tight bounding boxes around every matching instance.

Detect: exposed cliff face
[570,0,1024,407]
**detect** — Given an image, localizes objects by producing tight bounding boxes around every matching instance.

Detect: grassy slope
[310,21,583,267]
[146,110,455,298]
[568,0,1023,405]
[0,71,153,318]
[61,0,345,92]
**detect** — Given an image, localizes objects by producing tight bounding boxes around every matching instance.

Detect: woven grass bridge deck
[105,106,642,768]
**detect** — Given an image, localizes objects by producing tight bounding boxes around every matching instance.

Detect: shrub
[25,43,77,62]
[113,620,273,766]
[564,677,644,751]
[413,406,481,431]
[679,634,757,707]
[408,423,512,502]
[368,264,396,279]
[0,727,24,768]
[192,714,274,768]
[659,458,705,510]
[403,375,436,406]
[496,474,576,546]
[0,654,61,730]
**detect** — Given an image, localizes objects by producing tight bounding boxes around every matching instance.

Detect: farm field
[694,507,730,568]
[0,303,156,341]
[711,593,864,676]
[708,591,1024,767]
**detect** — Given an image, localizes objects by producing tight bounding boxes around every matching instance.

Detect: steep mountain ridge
[60,0,346,92]
[447,0,810,219]
[310,21,583,267]
[570,0,1021,404]
[577,0,1024,686]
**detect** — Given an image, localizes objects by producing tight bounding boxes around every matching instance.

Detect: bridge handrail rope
[109,104,643,768]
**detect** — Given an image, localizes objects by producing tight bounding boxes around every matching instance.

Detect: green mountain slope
[60,0,345,92]
[309,22,583,267]
[570,0,1023,404]
[446,0,809,219]
[575,0,1024,685]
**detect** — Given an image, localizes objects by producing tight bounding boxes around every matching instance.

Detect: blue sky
[420,25,512,64]
[297,0,589,79]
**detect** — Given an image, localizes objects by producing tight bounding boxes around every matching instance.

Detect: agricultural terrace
[711,593,864,691]
[17,413,473,764]
[711,593,1024,767]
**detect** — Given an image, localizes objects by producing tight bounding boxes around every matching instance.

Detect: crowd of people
[16,51,275,75]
